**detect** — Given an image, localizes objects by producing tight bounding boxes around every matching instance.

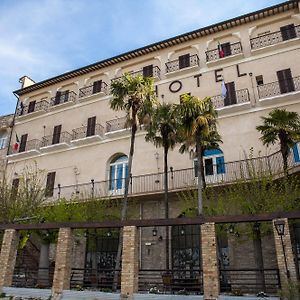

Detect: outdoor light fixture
[274,220,290,279]
[106,230,112,237]
[228,224,235,234]
[180,227,185,236]
[152,227,158,237]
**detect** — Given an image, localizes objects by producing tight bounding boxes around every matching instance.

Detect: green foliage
[279,280,300,300]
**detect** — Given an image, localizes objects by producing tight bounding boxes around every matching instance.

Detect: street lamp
[274,220,290,279]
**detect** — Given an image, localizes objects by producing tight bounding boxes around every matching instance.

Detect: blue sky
[0,0,284,115]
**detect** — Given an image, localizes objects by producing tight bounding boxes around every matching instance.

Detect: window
[19,134,28,153]
[109,155,128,194]
[143,65,153,77]
[178,54,190,69]
[52,125,62,145]
[54,90,69,105]
[28,101,36,113]
[87,116,96,137]
[92,80,102,94]
[224,82,237,106]
[11,178,20,198]
[0,133,7,150]
[256,75,264,86]
[221,42,232,57]
[45,172,56,197]
[280,24,296,41]
[292,143,300,164]
[277,69,295,94]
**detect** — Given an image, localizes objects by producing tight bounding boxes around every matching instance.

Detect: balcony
[78,82,108,102]
[16,100,49,120]
[165,54,200,75]
[211,88,250,110]
[49,91,77,111]
[40,132,72,153]
[250,25,300,51]
[105,117,129,137]
[112,66,161,82]
[257,76,300,100]
[205,42,243,63]
[8,139,41,159]
[71,124,105,146]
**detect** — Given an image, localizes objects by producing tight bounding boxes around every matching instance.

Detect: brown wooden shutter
[19,134,28,153]
[224,82,237,106]
[45,172,56,197]
[92,80,102,94]
[62,90,69,103]
[143,65,153,77]
[87,116,96,137]
[28,101,36,113]
[221,42,232,57]
[280,24,296,41]
[11,178,20,198]
[54,91,61,105]
[277,69,295,94]
[52,125,62,145]
[179,54,190,69]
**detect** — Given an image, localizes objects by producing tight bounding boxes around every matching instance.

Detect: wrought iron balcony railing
[205,42,243,62]
[72,124,105,140]
[211,88,250,109]
[50,91,77,106]
[250,25,300,49]
[257,76,300,99]
[106,117,128,133]
[78,82,108,98]
[8,139,41,155]
[16,100,49,117]
[165,54,200,73]
[42,132,72,147]
[131,66,161,79]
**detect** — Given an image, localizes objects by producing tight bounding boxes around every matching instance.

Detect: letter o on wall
[169,80,182,93]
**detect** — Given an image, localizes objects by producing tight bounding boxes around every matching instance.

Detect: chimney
[19,76,35,88]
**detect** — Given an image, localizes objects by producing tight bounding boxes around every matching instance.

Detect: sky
[0,0,284,115]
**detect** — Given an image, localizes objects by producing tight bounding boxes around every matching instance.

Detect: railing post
[0,229,19,291]
[91,179,94,198]
[201,222,220,300]
[57,184,61,199]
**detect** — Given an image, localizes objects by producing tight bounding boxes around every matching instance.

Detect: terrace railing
[16,99,49,117]
[131,66,161,79]
[8,139,42,155]
[250,25,300,49]
[42,132,72,147]
[106,117,128,133]
[79,82,108,98]
[257,76,300,99]
[206,42,243,62]
[72,124,105,140]
[165,54,200,73]
[211,88,250,109]
[50,91,77,106]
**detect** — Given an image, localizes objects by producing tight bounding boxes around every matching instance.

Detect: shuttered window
[280,24,296,41]
[28,101,36,113]
[178,54,190,69]
[45,172,56,197]
[87,116,96,137]
[11,178,20,198]
[19,134,28,153]
[224,82,237,106]
[92,80,102,94]
[143,65,153,77]
[204,158,214,176]
[292,144,300,163]
[54,91,61,105]
[52,125,62,145]
[277,69,295,94]
[221,42,232,57]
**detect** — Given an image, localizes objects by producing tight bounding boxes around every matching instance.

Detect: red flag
[218,42,225,58]
[13,133,20,152]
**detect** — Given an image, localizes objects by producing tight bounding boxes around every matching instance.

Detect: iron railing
[50,150,296,201]
[220,268,280,294]
[8,139,42,155]
[50,91,77,106]
[42,132,72,147]
[206,42,243,62]
[250,25,300,49]
[139,269,203,294]
[165,54,200,73]
[16,99,49,117]
[79,82,108,98]
[106,117,128,133]
[211,88,250,109]
[257,76,300,99]
[72,124,105,140]
[131,66,161,79]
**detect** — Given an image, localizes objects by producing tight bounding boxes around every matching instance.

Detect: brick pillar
[121,226,139,299]
[51,228,73,300]
[0,229,19,291]
[201,222,220,300]
[272,218,298,287]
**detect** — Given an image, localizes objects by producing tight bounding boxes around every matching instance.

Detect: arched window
[292,143,300,164]
[0,131,7,150]
[109,155,128,194]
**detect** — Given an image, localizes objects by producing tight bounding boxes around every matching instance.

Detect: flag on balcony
[221,80,227,99]
[218,42,225,58]
[13,133,20,152]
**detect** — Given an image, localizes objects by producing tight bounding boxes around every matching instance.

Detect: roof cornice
[14,0,299,96]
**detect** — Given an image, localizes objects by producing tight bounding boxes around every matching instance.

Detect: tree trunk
[163,144,170,270]
[37,243,50,287]
[113,111,138,291]
[279,132,289,176]
[196,136,203,215]
[200,149,206,189]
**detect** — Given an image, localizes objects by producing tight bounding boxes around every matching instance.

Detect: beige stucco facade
[6,0,300,200]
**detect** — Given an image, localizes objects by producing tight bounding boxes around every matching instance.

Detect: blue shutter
[116,164,123,190]
[109,165,115,190]
[216,156,226,174]
[292,144,300,163]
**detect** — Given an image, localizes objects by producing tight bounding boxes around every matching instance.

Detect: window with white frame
[109,155,128,193]
[292,143,300,164]
[0,132,7,150]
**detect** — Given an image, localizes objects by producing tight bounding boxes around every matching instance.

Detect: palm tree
[110,73,157,289]
[177,94,218,215]
[145,103,178,270]
[256,108,300,174]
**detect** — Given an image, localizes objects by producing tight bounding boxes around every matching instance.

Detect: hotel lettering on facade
[6,1,300,209]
